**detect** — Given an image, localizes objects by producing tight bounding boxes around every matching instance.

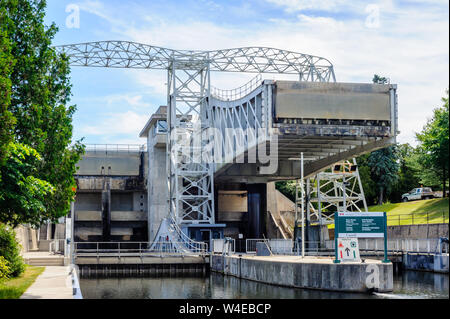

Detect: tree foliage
[0,143,54,227]
[367,146,400,205]
[0,9,16,173]
[415,90,449,197]
[0,223,25,277]
[0,0,85,225]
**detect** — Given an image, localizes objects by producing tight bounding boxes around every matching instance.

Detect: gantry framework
[56,41,336,244]
[296,158,368,227]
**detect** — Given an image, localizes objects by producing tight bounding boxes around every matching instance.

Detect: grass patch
[0,265,45,299]
[327,198,448,229]
[368,198,449,226]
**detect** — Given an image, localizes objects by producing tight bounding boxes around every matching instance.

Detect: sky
[44,0,449,146]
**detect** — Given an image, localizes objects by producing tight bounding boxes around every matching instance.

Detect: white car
[401,187,434,202]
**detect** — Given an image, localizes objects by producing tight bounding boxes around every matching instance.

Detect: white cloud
[80,110,149,137]
[266,0,357,13]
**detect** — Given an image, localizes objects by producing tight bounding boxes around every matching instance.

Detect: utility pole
[301,152,305,258]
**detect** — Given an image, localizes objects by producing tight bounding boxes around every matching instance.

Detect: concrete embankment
[211,255,393,293]
[403,253,449,273]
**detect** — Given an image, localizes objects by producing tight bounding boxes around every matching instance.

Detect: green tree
[355,153,378,205]
[416,90,449,197]
[0,143,54,227]
[373,74,388,84]
[0,223,25,277]
[389,143,421,202]
[0,11,16,173]
[368,146,400,205]
[1,0,84,223]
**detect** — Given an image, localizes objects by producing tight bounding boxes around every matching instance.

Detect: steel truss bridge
[57,41,397,250]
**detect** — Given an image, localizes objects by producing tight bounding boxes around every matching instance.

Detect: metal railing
[211,74,262,101]
[389,212,448,226]
[212,238,235,255]
[50,239,66,254]
[74,241,208,257]
[85,144,147,153]
[246,239,266,253]
[324,238,449,255]
[245,238,449,256]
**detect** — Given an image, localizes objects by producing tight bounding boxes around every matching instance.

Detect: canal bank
[210,254,393,293]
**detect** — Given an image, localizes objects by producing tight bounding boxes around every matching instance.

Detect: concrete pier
[211,254,393,293]
[403,253,449,273]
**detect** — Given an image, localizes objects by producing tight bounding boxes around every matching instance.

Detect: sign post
[334,212,389,263]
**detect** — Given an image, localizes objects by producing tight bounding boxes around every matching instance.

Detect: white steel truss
[57,41,335,81]
[296,158,368,226]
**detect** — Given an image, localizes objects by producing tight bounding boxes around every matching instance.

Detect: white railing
[74,241,208,257]
[324,238,448,254]
[85,144,147,153]
[246,239,266,253]
[212,238,235,254]
[50,239,66,254]
[211,74,262,101]
[268,239,294,254]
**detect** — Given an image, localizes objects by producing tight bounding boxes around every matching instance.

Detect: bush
[0,224,25,278]
[0,256,10,280]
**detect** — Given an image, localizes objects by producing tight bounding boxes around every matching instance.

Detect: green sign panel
[336,212,386,238]
[334,212,389,263]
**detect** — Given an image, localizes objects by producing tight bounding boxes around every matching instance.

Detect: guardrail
[212,239,235,255]
[389,212,448,225]
[244,238,449,256]
[50,239,65,254]
[211,74,262,101]
[73,241,208,257]
[324,238,449,254]
[85,144,147,153]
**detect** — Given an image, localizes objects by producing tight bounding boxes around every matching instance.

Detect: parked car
[401,187,435,202]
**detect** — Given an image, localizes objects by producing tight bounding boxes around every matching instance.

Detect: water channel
[79,270,448,299]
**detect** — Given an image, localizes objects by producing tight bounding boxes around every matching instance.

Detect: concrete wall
[403,253,449,273]
[387,223,448,239]
[211,255,393,293]
[76,151,142,176]
[147,130,169,241]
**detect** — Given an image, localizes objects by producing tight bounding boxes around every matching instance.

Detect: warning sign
[337,238,360,262]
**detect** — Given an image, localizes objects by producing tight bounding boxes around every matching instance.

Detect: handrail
[84,144,147,153]
[211,74,263,101]
[74,240,208,256]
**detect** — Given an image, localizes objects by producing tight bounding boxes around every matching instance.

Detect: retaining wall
[211,255,393,293]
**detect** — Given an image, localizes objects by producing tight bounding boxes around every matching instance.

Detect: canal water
[79,270,449,299]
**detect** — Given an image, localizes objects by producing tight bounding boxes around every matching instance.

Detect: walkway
[20,266,73,299]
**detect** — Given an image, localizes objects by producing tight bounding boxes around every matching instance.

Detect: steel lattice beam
[56,41,336,81]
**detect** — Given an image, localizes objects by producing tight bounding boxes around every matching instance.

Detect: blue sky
[44,0,449,146]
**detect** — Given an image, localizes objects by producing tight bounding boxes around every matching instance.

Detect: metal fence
[84,144,147,153]
[244,238,448,256]
[388,211,448,226]
[324,238,448,254]
[50,239,65,254]
[211,74,262,101]
[73,241,208,257]
[212,239,235,255]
